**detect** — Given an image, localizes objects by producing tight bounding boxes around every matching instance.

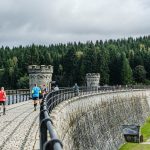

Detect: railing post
[16,90,18,103]
[25,90,27,101]
[19,91,21,102]
[27,90,29,101]
[22,91,24,102]
[12,90,14,104]
[7,91,10,105]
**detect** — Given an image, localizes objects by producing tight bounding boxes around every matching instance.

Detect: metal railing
[40,99,63,150]
[6,89,30,105]
[39,85,150,150]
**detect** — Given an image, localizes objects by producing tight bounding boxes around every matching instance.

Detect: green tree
[109,53,122,85]
[133,65,146,83]
[97,48,110,85]
[0,35,150,88]
[17,74,29,89]
[84,47,98,73]
[120,53,133,85]
[63,47,77,86]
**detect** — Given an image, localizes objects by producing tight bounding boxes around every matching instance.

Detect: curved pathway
[0,101,40,150]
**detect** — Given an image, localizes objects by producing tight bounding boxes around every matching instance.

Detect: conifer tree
[120,53,133,85]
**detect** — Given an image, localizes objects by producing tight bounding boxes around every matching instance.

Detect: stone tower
[86,73,100,87]
[28,65,53,92]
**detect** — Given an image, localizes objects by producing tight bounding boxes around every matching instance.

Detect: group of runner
[0,83,79,114]
[0,84,47,114]
[31,84,48,111]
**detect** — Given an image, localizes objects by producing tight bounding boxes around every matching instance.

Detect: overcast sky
[0,0,150,47]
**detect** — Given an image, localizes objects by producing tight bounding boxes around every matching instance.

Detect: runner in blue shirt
[32,84,41,111]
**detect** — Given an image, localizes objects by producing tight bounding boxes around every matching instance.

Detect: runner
[0,87,7,115]
[32,84,41,111]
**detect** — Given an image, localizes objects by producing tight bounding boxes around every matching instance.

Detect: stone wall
[86,73,100,87]
[50,90,150,150]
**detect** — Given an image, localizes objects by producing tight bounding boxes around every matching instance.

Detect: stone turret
[28,65,53,92]
[86,73,100,87]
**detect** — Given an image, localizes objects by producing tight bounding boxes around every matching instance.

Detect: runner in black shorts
[32,84,41,111]
[32,97,39,100]
[0,101,6,106]
[0,87,7,115]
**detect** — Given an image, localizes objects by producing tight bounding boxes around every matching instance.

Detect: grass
[120,143,150,150]
[119,117,150,150]
[141,117,150,141]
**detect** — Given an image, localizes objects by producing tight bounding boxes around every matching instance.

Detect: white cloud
[0,0,149,47]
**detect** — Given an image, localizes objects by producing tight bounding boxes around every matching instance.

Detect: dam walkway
[0,100,40,150]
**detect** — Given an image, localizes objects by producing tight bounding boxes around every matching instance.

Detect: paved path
[0,101,40,150]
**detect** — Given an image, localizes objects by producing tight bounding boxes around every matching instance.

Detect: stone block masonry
[28,65,53,92]
[86,73,100,87]
[51,90,150,150]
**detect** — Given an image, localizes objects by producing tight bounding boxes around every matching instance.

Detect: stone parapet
[28,65,53,74]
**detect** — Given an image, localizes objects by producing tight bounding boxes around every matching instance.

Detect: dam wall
[50,90,150,150]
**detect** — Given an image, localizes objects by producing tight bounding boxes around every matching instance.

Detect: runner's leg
[0,102,1,116]
[34,98,38,111]
[3,102,6,115]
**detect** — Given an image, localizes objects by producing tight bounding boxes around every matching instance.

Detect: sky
[0,0,150,47]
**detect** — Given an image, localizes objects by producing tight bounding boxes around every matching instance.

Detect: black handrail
[40,96,63,150]
[39,85,150,150]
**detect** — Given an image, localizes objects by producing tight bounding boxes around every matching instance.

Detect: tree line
[0,36,150,89]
